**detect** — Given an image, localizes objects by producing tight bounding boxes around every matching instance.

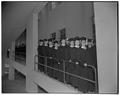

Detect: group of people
[38,36,97,93]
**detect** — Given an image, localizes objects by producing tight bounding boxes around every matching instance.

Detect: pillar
[9,41,15,80]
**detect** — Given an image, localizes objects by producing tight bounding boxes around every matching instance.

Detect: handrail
[36,54,97,92]
[84,63,97,93]
[37,62,95,84]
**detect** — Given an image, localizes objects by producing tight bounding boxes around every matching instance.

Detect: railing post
[45,57,47,75]
[94,67,98,93]
[84,63,98,93]
[63,60,66,84]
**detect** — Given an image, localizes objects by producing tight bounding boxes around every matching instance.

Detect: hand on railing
[75,61,79,65]
[84,63,88,67]
[83,62,97,93]
[49,57,52,59]
[83,63,96,70]
[34,55,38,64]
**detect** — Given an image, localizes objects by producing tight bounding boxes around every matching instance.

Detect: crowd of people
[38,36,97,93]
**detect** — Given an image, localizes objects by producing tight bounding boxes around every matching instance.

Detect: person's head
[88,39,92,48]
[61,38,66,45]
[69,38,74,47]
[39,39,43,46]
[54,41,59,48]
[74,37,80,46]
[48,39,53,47]
[81,37,86,46]
[66,38,69,45]
[44,39,48,46]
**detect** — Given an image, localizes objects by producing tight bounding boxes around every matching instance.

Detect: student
[38,39,44,72]
[38,39,44,56]
[81,37,87,50]
[69,37,86,89]
[71,37,82,89]
[66,38,75,86]
[78,37,95,93]
[85,39,97,92]
[53,40,60,80]
[57,38,68,82]
[47,39,54,78]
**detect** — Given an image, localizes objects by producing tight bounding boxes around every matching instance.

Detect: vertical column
[94,2,117,93]
[25,2,47,93]
[63,61,66,84]
[9,41,15,80]
[45,57,47,74]
[26,13,38,92]
[33,13,38,71]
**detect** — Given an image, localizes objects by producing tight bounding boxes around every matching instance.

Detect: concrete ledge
[12,61,26,76]
[31,71,81,93]
[10,60,81,93]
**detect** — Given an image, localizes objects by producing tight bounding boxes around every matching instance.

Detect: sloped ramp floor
[2,70,46,93]
[2,71,26,93]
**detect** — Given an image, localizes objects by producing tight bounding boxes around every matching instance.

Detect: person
[47,38,54,78]
[40,39,49,73]
[38,39,44,55]
[69,37,87,89]
[71,36,82,89]
[77,37,95,93]
[62,38,71,83]
[38,39,44,72]
[81,37,87,50]
[66,37,75,86]
[52,40,60,79]
[57,38,68,82]
[85,39,97,92]
[87,38,92,48]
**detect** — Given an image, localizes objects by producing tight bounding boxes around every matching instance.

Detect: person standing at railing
[70,37,83,89]
[38,39,44,72]
[53,40,60,80]
[86,39,97,92]
[86,39,97,68]
[56,38,68,82]
[62,38,71,84]
[75,37,89,93]
[47,38,54,77]
[64,38,71,84]
[77,37,95,93]
[67,38,75,86]
[41,39,48,73]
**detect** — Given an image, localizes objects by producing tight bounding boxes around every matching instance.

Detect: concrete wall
[38,2,94,40]
[94,2,118,93]
[2,2,38,76]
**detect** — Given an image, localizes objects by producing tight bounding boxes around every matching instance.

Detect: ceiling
[2,2,45,56]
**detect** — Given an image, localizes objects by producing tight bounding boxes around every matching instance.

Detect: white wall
[38,2,94,40]
[94,2,118,93]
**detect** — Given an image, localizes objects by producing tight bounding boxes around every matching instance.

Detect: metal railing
[34,55,98,93]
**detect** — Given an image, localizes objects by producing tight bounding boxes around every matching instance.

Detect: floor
[2,71,26,93]
[2,70,46,93]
